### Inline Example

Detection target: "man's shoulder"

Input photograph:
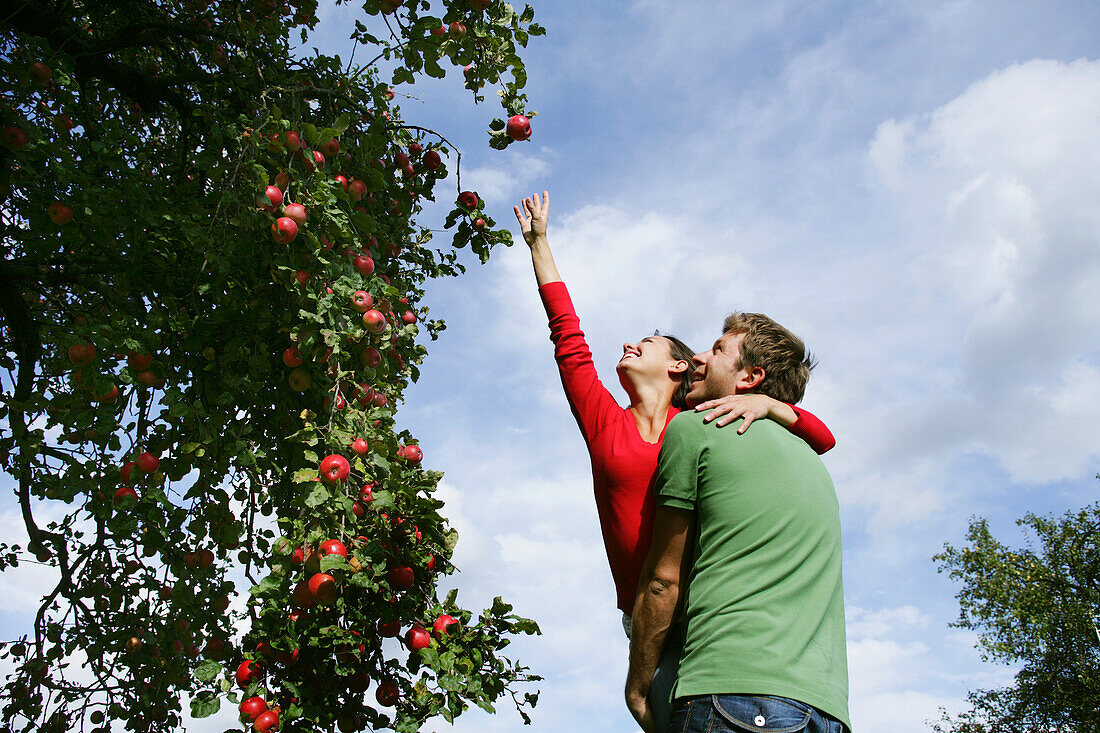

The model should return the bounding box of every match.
[666,410,711,437]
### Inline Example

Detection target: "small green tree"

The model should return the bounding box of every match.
[932,491,1100,732]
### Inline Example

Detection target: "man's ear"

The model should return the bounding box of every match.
[738,366,765,391]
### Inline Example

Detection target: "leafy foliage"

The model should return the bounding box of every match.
[0,1,545,731]
[932,493,1100,732]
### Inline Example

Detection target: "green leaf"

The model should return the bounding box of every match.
[190,690,221,719]
[250,574,282,596]
[293,468,320,484]
[320,554,348,572]
[305,484,330,507]
[194,660,222,683]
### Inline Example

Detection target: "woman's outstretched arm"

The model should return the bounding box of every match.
[514,191,621,444]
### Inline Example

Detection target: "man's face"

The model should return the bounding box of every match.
[686,332,748,407]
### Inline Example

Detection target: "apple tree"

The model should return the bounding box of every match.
[0,0,545,731]
[932,493,1100,732]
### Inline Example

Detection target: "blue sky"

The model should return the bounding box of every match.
[2,2,1099,731]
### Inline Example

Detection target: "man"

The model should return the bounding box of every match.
[625,313,851,733]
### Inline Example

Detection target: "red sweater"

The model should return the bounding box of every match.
[540,281,836,614]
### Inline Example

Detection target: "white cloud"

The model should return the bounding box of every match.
[868,58,1100,484]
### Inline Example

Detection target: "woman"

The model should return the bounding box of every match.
[513,191,835,731]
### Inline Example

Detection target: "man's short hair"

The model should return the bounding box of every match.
[722,312,815,404]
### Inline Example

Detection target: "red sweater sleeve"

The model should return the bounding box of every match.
[788,404,836,454]
[539,282,623,444]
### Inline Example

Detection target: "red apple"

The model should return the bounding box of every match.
[431,25,446,37]
[334,174,348,190]
[360,482,376,503]
[1,127,28,151]
[28,62,52,84]
[292,579,313,608]
[458,190,479,209]
[322,139,340,157]
[348,670,371,690]
[128,351,153,370]
[372,392,388,408]
[275,171,290,189]
[68,343,96,366]
[113,486,138,507]
[353,255,375,277]
[271,217,298,244]
[402,444,423,464]
[401,310,417,324]
[377,619,400,637]
[351,438,369,455]
[137,451,159,474]
[294,270,309,288]
[319,454,350,484]
[235,660,262,689]
[387,565,414,591]
[360,346,382,368]
[506,114,532,141]
[308,572,337,605]
[204,637,226,658]
[281,130,301,151]
[253,709,279,732]
[351,501,365,518]
[312,150,326,168]
[448,21,466,40]
[283,203,307,226]
[405,624,431,651]
[93,383,119,403]
[375,680,399,707]
[362,310,386,334]
[282,346,302,368]
[433,614,460,639]
[351,291,373,313]
[48,202,73,225]
[239,696,268,722]
[319,539,347,558]
[349,179,367,201]
[259,185,283,210]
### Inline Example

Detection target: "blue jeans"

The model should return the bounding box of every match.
[667,694,847,733]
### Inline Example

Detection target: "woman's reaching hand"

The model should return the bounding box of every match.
[514,190,549,247]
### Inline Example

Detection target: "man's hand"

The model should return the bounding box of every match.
[694,393,797,432]
[513,190,549,247]
[626,691,656,733]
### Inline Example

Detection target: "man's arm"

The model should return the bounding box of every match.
[625,505,695,732]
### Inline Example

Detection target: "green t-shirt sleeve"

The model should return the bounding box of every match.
[655,413,705,511]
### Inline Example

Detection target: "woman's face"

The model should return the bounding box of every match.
[616,336,682,385]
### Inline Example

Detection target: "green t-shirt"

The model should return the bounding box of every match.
[656,411,850,729]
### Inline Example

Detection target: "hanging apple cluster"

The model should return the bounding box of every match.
[0,1,545,732]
